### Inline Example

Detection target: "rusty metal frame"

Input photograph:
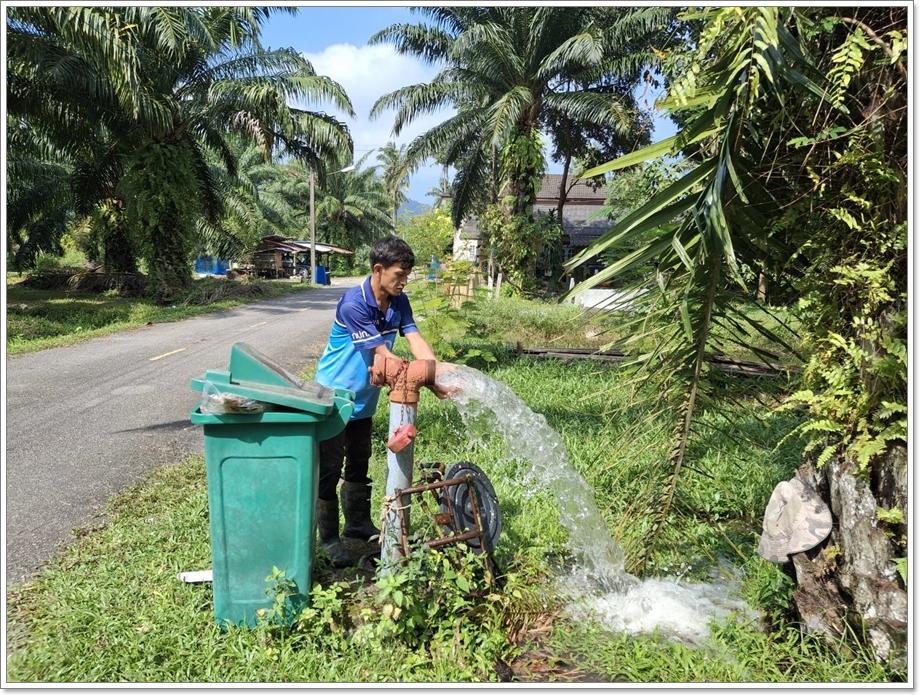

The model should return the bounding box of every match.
[391,463,494,581]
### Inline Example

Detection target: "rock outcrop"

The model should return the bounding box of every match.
[791,445,907,669]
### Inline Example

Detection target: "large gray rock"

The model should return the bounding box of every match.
[791,448,907,669]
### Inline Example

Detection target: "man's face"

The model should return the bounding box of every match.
[374,263,411,297]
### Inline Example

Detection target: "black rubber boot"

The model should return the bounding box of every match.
[340,481,381,540]
[316,498,350,568]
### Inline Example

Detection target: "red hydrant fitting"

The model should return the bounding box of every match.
[369,354,437,404]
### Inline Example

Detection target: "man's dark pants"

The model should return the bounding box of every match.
[318,417,374,501]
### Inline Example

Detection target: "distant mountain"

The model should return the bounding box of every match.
[398,199,431,219]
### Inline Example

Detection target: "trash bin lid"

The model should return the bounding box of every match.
[190,342,347,415]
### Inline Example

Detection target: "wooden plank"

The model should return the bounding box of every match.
[515,343,798,377]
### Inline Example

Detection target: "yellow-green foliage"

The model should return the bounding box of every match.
[398,207,455,268]
[776,144,907,472]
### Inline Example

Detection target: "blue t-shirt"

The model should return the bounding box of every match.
[314,277,419,419]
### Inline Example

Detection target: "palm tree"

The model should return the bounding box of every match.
[313,152,392,265]
[198,137,291,258]
[376,141,413,229]
[567,5,907,599]
[425,170,452,210]
[7,7,355,299]
[369,7,672,228]
[368,6,672,285]
[5,126,77,271]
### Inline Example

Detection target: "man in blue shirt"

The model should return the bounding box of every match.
[314,236,448,566]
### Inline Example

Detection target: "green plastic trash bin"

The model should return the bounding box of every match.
[189,343,354,628]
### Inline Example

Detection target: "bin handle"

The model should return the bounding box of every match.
[315,395,354,442]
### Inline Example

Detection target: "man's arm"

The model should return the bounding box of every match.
[404,331,437,361]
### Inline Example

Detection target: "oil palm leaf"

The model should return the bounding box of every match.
[566,6,827,570]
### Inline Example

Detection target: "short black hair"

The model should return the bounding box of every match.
[370,235,415,270]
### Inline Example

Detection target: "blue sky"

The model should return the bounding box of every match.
[259,6,676,205]
[259,7,444,203]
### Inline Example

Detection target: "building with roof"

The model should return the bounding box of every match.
[243,235,353,281]
[452,174,612,279]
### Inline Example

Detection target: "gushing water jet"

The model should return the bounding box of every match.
[433,364,758,643]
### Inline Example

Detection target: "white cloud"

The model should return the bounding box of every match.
[300,43,452,203]
[292,41,676,206]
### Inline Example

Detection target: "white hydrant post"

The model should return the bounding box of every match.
[381,402,417,576]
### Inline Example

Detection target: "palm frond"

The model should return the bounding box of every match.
[543,91,632,133]
[487,86,534,149]
[370,82,467,136]
[368,22,454,65]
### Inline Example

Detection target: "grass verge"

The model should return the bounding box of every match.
[6,355,903,683]
[5,275,318,356]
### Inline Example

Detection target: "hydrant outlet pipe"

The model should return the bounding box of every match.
[369,355,437,575]
[381,402,416,574]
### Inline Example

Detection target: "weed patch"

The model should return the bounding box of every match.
[6,298,902,683]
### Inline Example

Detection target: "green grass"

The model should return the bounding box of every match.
[400,282,629,374]
[5,276,317,356]
[541,619,895,683]
[6,353,903,683]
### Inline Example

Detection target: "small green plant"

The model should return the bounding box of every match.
[371,541,495,649]
[293,581,352,649]
[743,557,796,622]
[876,507,904,526]
[257,566,308,627]
[408,269,497,367]
[891,558,907,585]
[876,507,907,549]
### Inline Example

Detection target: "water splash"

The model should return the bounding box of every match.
[437,364,637,593]
[560,567,758,645]
[436,364,757,643]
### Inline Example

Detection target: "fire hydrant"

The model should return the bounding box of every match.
[369,354,437,573]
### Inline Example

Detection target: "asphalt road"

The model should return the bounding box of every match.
[5,278,361,585]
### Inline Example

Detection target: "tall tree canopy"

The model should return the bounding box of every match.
[7,6,354,299]
[369,6,673,284]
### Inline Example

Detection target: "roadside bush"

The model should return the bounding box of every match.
[178,277,271,306]
[20,271,147,296]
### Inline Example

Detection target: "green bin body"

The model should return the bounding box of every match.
[190,343,354,628]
